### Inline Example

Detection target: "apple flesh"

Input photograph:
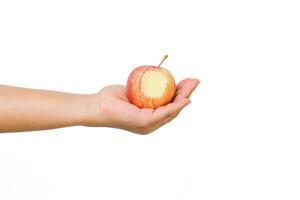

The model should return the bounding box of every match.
[126,65,176,108]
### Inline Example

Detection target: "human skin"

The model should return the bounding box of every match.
[0,78,199,134]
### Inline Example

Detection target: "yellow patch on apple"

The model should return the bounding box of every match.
[141,70,168,98]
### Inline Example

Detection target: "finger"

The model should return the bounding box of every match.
[176,78,192,89]
[159,100,190,126]
[150,79,199,125]
[174,79,200,102]
[151,98,190,124]
[149,100,191,132]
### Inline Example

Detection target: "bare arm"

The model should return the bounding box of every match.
[0,79,199,134]
[0,85,95,132]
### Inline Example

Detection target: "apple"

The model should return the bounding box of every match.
[126,55,176,108]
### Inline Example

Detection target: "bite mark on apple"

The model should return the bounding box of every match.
[141,71,168,98]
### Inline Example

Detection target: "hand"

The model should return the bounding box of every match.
[88,78,200,134]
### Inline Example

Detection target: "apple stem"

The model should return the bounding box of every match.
[157,54,168,68]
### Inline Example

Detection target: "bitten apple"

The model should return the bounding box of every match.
[126,55,176,108]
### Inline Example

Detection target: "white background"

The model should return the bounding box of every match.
[0,0,300,199]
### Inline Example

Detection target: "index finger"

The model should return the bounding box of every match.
[173,78,200,102]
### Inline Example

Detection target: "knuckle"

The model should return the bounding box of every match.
[136,128,154,135]
[132,116,158,135]
[166,110,174,118]
[135,121,154,135]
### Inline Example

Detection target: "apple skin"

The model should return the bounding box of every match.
[126,65,176,109]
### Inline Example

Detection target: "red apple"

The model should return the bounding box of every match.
[126,55,176,108]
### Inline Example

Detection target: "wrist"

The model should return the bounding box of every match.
[76,93,103,127]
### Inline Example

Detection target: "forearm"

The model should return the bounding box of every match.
[0,85,96,133]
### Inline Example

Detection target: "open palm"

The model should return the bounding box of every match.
[94,78,200,134]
